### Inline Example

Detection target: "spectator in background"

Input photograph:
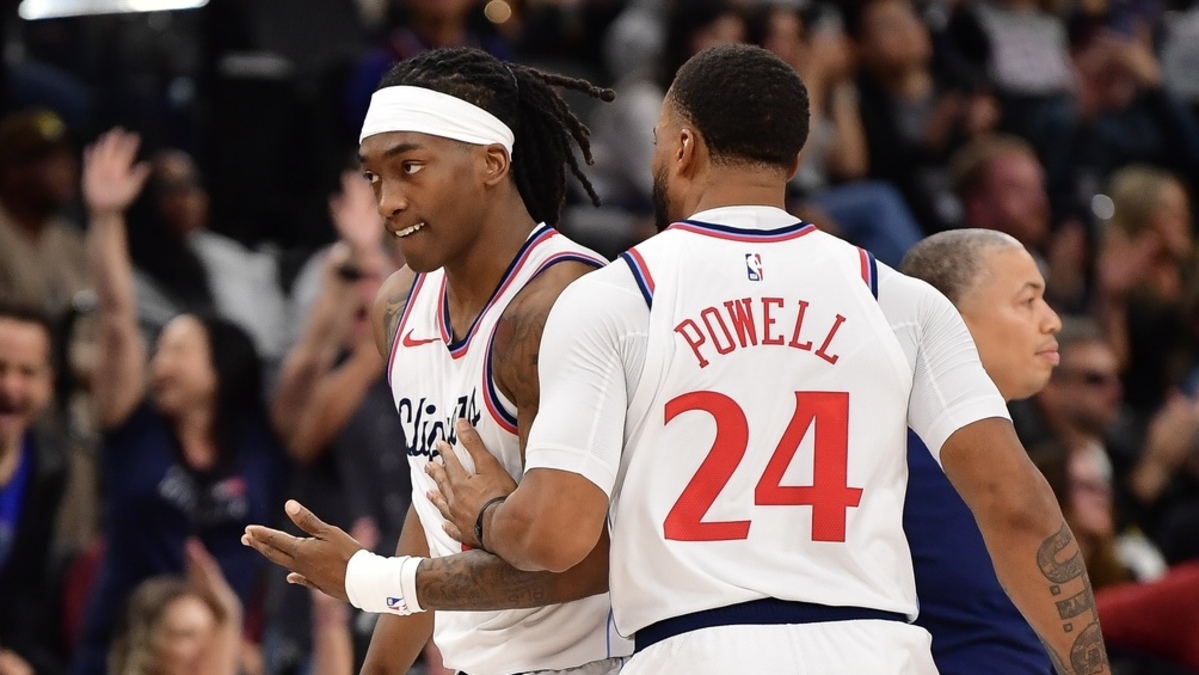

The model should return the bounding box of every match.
[72,129,287,675]
[1032,438,1199,674]
[589,0,744,239]
[749,2,923,267]
[1042,13,1199,216]
[0,302,68,675]
[1020,317,1189,573]
[344,0,511,133]
[1093,164,1193,418]
[849,0,1001,234]
[119,149,290,365]
[0,109,89,320]
[949,134,1090,310]
[107,540,242,675]
[263,173,416,675]
[943,0,1075,150]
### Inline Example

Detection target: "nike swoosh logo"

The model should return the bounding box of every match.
[402,329,439,348]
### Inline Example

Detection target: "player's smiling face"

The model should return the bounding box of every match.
[359,131,496,273]
[958,246,1062,401]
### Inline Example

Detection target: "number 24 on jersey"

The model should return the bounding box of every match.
[664,391,862,543]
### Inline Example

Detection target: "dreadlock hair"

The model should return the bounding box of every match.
[375,48,615,227]
[668,44,809,172]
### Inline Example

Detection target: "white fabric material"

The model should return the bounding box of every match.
[344,550,424,615]
[387,225,627,673]
[525,205,1010,637]
[621,621,937,675]
[360,85,515,153]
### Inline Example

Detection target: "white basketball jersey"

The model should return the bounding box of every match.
[387,224,625,673]
[611,219,918,635]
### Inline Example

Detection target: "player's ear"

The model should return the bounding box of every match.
[481,144,511,187]
[677,127,700,177]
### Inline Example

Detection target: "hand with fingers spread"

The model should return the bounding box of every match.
[426,419,518,549]
[83,128,151,218]
[242,500,364,602]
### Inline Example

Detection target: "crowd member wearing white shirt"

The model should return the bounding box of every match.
[429,44,1111,675]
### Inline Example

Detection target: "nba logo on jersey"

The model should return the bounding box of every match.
[746,253,764,281]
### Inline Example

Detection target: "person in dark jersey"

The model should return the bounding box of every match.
[72,129,287,675]
[900,228,1061,674]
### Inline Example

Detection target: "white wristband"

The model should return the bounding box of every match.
[344,550,426,615]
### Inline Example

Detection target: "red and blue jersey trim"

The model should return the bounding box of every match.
[858,247,879,299]
[482,329,519,435]
[668,219,817,242]
[620,248,655,308]
[478,252,605,436]
[437,224,557,360]
[531,251,608,278]
[386,272,427,381]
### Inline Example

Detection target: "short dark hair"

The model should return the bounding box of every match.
[0,298,56,359]
[667,44,810,171]
[899,229,1023,305]
[376,48,614,226]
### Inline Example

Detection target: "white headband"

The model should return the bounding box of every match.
[359,85,515,155]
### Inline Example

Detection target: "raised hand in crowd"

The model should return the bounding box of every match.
[1130,392,1199,506]
[82,129,150,429]
[82,129,150,220]
[184,539,242,675]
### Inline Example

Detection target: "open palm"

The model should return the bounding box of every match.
[82,128,150,216]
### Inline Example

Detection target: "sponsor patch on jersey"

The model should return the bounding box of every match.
[746,253,763,281]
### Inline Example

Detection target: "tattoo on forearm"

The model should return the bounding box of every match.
[1036,524,1109,674]
[1037,525,1086,583]
[417,551,554,610]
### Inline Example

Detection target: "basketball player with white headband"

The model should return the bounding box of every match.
[241,47,629,675]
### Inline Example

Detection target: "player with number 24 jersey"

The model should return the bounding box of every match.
[524,205,1010,671]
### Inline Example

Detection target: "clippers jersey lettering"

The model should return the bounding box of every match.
[387,224,623,673]
[611,220,917,635]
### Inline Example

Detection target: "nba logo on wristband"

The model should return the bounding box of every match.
[386,596,410,613]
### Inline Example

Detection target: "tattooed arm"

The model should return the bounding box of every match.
[420,260,612,597]
[941,418,1110,675]
[371,265,417,361]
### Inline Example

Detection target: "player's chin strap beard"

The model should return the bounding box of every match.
[360,85,516,159]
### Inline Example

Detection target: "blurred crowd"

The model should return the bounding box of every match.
[1,0,1199,673]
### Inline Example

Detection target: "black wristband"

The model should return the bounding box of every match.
[474,496,508,552]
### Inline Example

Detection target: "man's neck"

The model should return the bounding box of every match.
[687,168,789,217]
[441,192,538,340]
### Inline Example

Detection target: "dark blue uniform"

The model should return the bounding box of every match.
[905,429,1054,674]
